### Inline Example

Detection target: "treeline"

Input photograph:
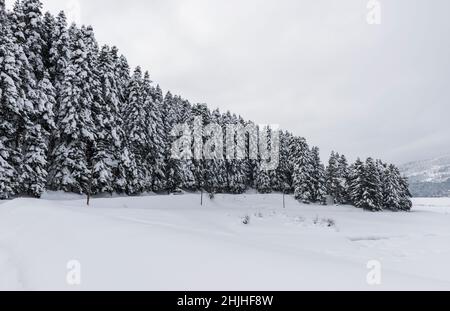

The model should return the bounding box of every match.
[0,0,411,211]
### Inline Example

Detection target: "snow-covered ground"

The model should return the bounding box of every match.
[1,193,450,291]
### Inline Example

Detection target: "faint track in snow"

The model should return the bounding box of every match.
[348,236,404,242]
[108,215,237,238]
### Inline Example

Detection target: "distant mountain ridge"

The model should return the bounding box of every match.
[400,155,450,197]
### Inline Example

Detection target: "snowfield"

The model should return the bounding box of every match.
[1,193,450,291]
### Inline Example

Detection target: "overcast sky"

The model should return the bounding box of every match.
[6,0,450,164]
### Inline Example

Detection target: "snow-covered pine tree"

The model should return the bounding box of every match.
[325,152,349,204]
[0,19,20,198]
[89,45,123,194]
[21,121,48,196]
[109,47,140,194]
[0,4,19,198]
[348,158,365,208]
[21,0,45,81]
[238,115,253,191]
[113,51,130,104]
[41,12,55,70]
[381,163,412,212]
[310,146,326,203]
[176,97,196,190]
[290,137,314,202]
[0,139,16,199]
[326,152,341,203]
[47,11,71,102]
[203,108,227,194]
[191,104,209,191]
[122,67,149,193]
[253,125,273,194]
[338,154,350,203]
[20,71,55,197]
[381,163,402,211]
[154,84,164,105]
[144,72,167,192]
[48,25,96,193]
[139,71,156,190]
[398,174,412,211]
[5,0,53,197]
[270,131,293,192]
[254,165,272,194]
[361,157,383,211]
[223,112,247,194]
[162,92,180,192]
[163,94,196,192]
[244,119,259,192]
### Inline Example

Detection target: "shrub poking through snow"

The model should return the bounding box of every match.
[242,215,251,225]
[322,218,336,228]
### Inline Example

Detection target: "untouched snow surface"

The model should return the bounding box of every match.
[1,194,450,291]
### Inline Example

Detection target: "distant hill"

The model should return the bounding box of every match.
[400,155,450,197]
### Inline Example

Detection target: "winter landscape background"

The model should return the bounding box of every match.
[1,0,449,291]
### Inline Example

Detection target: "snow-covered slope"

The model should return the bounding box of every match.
[401,155,450,183]
[1,194,450,291]
[400,155,450,197]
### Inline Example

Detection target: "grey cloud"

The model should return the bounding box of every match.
[7,0,450,164]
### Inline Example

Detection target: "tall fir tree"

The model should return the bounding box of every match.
[224,112,247,194]
[348,158,365,208]
[326,152,340,203]
[0,2,19,198]
[90,45,123,194]
[109,47,140,194]
[310,146,326,203]
[47,11,71,108]
[290,137,314,202]
[191,103,210,191]
[271,131,293,192]
[21,0,45,80]
[144,72,167,192]
[48,25,96,193]
[398,175,413,211]
[122,67,149,193]
[361,158,383,211]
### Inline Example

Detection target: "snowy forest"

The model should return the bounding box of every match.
[0,0,412,211]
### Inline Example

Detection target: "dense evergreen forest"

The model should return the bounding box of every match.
[0,0,412,211]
